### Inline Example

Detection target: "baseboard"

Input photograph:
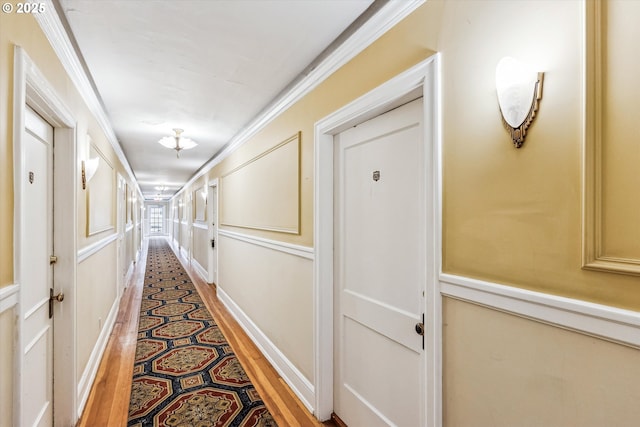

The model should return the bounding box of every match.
[440,273,640,348]
[124,261,134,288]
[180,246,189,261]
[192,258,209,283]
[76,293,120,418]
[217,287,315,412]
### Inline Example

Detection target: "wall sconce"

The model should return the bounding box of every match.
[81,157,99,190]
[495,57,544,148]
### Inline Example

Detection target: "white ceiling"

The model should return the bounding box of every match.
[58,0,375,200]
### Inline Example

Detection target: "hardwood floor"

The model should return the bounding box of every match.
[77,237,336,427]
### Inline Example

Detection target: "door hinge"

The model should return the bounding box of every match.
[49,255,58,264]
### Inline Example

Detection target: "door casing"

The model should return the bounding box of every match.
[313,55,442,425]
[13,46,78,426]
[208,178,220,284]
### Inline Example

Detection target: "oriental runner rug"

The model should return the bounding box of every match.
[127,238,276,427]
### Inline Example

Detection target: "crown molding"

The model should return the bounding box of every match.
[33,0,142,197]
[173,0,426,200]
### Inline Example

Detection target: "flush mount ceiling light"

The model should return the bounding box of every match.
[495,57,544,148]
[158,128,197,158]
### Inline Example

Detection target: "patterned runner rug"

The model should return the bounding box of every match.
[128,238,277,427]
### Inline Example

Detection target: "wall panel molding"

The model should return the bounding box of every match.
[582,0,640,276]
[220,133,301,234]
[440,273,640,349]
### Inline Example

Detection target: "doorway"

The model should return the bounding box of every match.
[14,46,78,426]
[208,180,219,284]
[333,98,426,426]
[313,56,441,425]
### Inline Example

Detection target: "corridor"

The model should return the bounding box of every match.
[78,237,326,427]
[3,1,640,427]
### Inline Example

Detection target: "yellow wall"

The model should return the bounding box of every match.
[438,0,640,310]
[0,10,141,423]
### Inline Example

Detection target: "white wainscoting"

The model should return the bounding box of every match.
[216,230,315,411]
[217,287,315,412]
[440,273,640,348]
[0,284,19,314]
[192,258,208,283]
[76,295,120,418]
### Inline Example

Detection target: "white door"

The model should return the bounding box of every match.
[208,185,218,284]
[117,174,127,293]
[334,98,426,426]
[22,106,56,427]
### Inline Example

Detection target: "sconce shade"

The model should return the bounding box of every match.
[495,57,543,147]
[81,157,100,189]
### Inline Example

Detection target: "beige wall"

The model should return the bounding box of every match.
[218,234,314,380]
[0,308,14,427]
[76,242,118,379]
[192,226,208,273]
[443,298,640,426]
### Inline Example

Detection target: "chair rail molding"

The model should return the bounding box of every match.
[218,229,313,260]
[440,273,640,349]
[0,284,19,314]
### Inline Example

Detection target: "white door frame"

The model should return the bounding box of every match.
[208,178,220,284]
[13,46,78,426]
[313,55,442,425]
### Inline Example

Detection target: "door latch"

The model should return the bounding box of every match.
[415,313,425,350]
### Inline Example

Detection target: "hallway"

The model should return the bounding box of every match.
[78,237,332,427]
[3,2,640,427]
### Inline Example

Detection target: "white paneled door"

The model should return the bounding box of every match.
[22,106,56,427]
[208,184,219,285]
[334,98,426,426]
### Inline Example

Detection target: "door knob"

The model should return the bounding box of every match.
[415,322,425,336]
[49,289,64,318]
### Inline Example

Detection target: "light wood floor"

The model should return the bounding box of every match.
[77,237,335,427]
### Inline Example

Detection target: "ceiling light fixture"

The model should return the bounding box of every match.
[158,128,197,158]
